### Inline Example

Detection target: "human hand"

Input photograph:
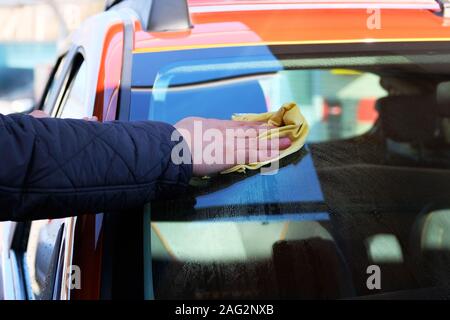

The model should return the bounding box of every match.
[82,116,99,122]
[174,117,291,177]
[29,110,98,121]
[29,110,50,118]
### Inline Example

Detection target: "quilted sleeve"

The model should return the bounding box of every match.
[0,113,192,221]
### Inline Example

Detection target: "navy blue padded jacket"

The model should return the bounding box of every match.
[0,114,192,221]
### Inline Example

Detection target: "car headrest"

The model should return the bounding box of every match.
[377,94,437,143]
[437,81,450,117]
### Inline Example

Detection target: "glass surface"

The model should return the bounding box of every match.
[60,60,88,119]
[24,219,64,300]
[41,54,67,114]
[132,45,450,299]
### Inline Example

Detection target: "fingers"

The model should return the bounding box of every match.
[29,110,99,122]
[83,116,98,122]
[215,120,267,131]
[235,147,282,164]
[233,127,259,138]
[279,137,292,150]
[230,120,267,127]
[234,136,291,151]
[29,110,50,118]
[232,135,291,164]
[178,116,294,175]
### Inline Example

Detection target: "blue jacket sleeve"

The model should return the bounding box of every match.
[0,114,192,221]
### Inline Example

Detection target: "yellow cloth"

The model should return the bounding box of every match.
[221,102,310,174]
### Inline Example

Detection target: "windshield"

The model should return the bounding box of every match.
[130,43,450,299]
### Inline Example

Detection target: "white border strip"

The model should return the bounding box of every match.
[190,3,441,13]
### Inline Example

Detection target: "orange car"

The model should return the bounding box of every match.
[2,0,450,300]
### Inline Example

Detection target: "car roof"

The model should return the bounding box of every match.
[132,0,450,54]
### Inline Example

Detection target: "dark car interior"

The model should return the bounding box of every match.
[310,73,450,299]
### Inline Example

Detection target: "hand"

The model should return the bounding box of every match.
[29,110,98,122]
[82,116,99,122]
[174,117,291,176]
[29,110,50,118]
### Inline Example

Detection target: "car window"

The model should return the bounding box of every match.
[59,56,88,118]
[20,52,89,300]
[131,44,450,299]
[23,219,64,300]
[40,54,67,114]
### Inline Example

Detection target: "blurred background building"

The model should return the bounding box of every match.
[0,0,104,114]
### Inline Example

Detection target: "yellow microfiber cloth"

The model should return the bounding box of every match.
[221,102,310,174]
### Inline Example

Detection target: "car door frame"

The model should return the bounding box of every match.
[0,44,89,301]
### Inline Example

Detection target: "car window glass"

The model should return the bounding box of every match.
[22,54,88,300]
[24,219,65,300]
[131,46,450,299]
[59,59,87,118]
[41,54,67,114]
[131,48,386,142]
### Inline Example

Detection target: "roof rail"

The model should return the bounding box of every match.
[147,0,192,32]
